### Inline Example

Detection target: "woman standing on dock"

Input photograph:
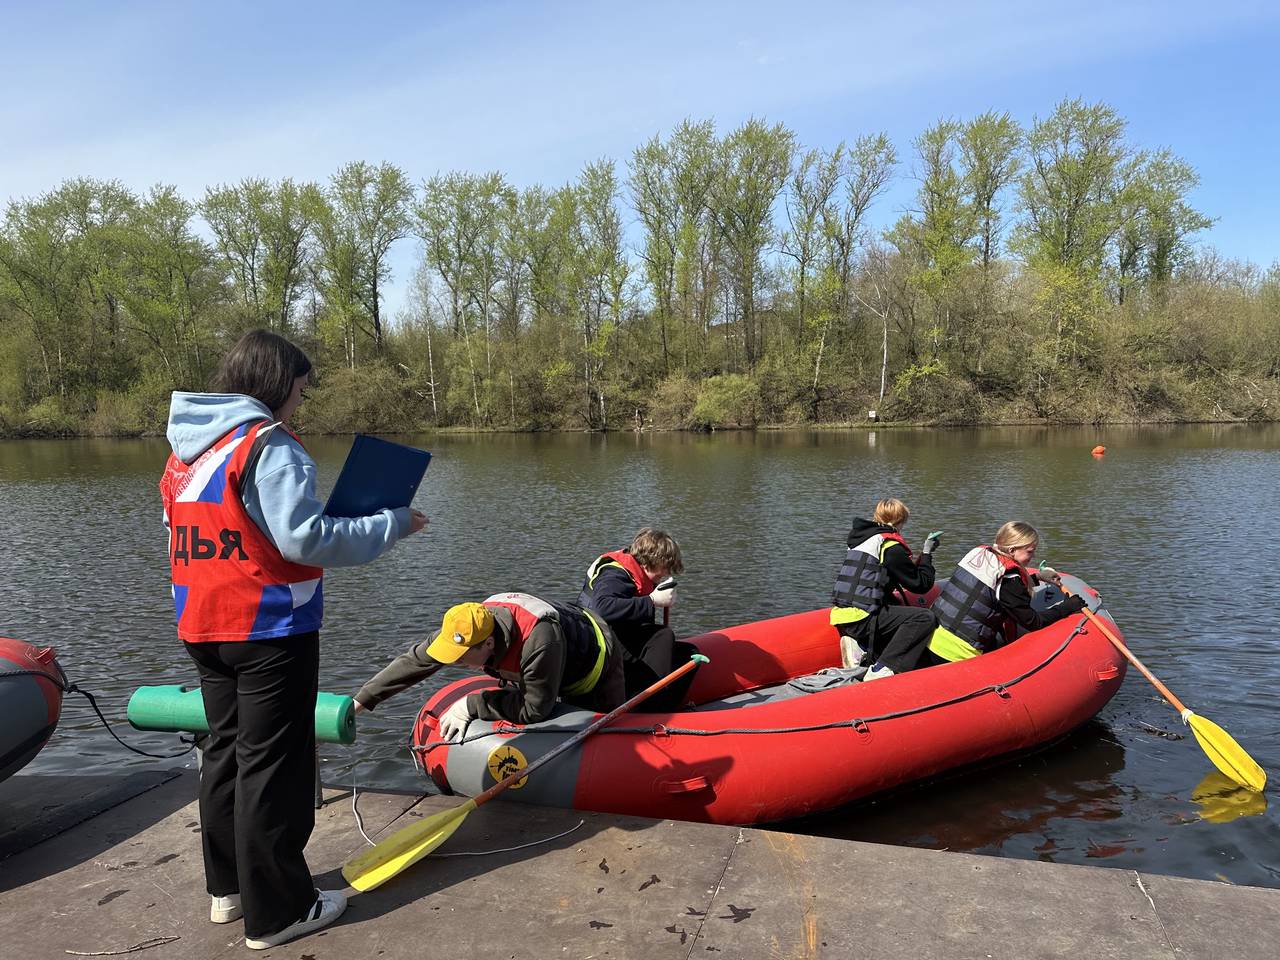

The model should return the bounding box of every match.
[159,330,426,950]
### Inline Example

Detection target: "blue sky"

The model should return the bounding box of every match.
[4,0,1278,318]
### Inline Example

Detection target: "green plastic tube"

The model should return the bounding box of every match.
[127,684,356,745]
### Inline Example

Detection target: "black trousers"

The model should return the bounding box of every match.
[185,634,319,939]
[843,606,938,674]
[614,622,699,711]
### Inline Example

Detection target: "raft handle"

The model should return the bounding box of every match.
[660,775,711,794]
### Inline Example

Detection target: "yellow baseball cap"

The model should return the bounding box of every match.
[425,602,495,664]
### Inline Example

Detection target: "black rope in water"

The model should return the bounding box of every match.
[2,665,195,761]
[64,682,196,760]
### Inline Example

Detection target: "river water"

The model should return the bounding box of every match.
[2,426,1278,887]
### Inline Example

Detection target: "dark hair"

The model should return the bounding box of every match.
[210,329,312,413]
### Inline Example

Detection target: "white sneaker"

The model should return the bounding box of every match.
[210,893,242,923]
[861,664,896,683]
[839,636,869,669]
[245,890,347,950]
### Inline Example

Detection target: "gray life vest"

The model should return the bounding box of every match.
[831,531,908,616]
[931,546,1025,651]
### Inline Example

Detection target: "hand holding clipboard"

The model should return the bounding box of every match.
[325,435,431,529]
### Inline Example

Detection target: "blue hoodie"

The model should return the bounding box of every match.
[165,392,411,568]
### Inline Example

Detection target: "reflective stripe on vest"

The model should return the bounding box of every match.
[829,605,870,626]
[562,609,608,697]
[931,546,1024,652]
[927,624,984,662]
[487,593,605,696]
[159,420,324,642]
[831,532,907,616]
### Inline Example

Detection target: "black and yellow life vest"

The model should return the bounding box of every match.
[830,530,909,625]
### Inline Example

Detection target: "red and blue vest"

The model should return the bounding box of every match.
[159,420,323,642]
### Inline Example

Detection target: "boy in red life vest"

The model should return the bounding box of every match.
[830,498,939,681]
[353,593,625,741]
[927,521,1091,663]
[162,330,426,951]
[577,528,696,710]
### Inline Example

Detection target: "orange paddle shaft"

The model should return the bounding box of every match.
[1080,607,1188,714]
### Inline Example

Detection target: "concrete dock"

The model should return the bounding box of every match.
[2,770,1277,959]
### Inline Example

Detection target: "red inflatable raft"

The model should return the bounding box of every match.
[413,575,1125,825]
[0,638,65,785]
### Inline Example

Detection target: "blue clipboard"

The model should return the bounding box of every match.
[324,434,430,518]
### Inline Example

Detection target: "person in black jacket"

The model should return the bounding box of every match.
[577,527,694,709]
[830,498,939,681]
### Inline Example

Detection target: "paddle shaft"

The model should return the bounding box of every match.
[470,655,703,808]
[1079,607,1188,713]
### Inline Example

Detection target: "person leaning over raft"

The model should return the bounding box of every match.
[830,498,939,682]
[160,330,426,951]
[925,521,1094,664]
[354,593,625,741]
[577,527,695,710]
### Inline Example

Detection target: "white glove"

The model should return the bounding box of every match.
[650,584,677,608]
[437,697,473,742]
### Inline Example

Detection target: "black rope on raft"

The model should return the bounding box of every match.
[411,617,1090,756]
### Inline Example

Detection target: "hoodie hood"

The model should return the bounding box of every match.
[166,392,274,464]
[846,517,897,548]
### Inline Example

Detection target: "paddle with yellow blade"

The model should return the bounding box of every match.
[343,652,710,892]
[1062,587,1266,793]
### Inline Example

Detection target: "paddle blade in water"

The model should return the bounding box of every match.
[342,798,477,892]
[1187,713,1267,793]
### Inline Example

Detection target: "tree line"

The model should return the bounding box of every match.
[2,97,1277,438]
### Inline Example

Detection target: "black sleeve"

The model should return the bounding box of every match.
[882,543,935,595]
[999,575,1086,633]
[588,567,655,627]
[471,621,564,725]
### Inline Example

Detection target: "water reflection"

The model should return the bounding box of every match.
[1192,772,1269,824]
[787,723,1129,860]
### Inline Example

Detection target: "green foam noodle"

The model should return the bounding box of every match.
[127,685,356,744]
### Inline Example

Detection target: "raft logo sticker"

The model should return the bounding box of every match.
[487,745,528,789]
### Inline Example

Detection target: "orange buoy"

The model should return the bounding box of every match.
[1091,445,1106,457]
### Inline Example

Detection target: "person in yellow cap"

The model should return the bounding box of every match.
[353,592,625,740]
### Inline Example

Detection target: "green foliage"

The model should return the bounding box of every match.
[888,359,985,423]
[690,373,762,429]
[302,362,421,434]
[0,106,1270,437]
[649,375,700,428]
